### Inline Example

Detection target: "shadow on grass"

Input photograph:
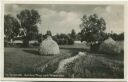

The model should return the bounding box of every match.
[60,47,89,56]
[23,49,39,55]
[23,49,58,56]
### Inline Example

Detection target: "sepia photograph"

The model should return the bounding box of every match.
[4,3,124,79]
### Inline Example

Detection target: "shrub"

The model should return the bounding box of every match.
[52,34,74,45]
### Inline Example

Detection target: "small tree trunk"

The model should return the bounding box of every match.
[23,36,29,47]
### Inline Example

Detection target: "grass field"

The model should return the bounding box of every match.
[4,43,124,78]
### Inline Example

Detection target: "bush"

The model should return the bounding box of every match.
[52,34,74,45]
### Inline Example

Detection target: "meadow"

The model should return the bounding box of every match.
[4,42,124,78]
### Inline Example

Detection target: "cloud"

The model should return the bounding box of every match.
[93,5,124,34]
[5,4,25,18]
[57,11,81,33]
[106,6,111,13]
[38,8,81,35]
[4,4,124,35]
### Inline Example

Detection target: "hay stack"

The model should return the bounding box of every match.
[104,37,116,44]
[39,36,60,55]
[99,37,122,54]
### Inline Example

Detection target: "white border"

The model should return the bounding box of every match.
[1,0,127,4]
[0,0,128,81]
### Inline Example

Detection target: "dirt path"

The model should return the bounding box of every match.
[54,52,86,73]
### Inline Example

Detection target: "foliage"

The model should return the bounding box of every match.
[37,33,43,43]
[52,29,76,45]
[17,9,41,47]
[76,32,82,41]
[4,14,21,41]
[46,30,52,36]
[110,33,124,41]
[69,29,76,41]
[52,33,74,45]
[80,14,107,51]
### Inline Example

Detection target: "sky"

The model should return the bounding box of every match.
[4,4,124,35]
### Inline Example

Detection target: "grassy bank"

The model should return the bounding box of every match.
[4,43,123,78]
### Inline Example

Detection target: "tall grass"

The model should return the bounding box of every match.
[58,54,123,78]
[34,53,71,75]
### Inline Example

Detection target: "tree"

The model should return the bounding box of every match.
[70,29,76,40]
[119,32,124,41]
[76,32,82,41]
[17,9,41,47]
[110,32,124,41]
[52,33,74,45]
[37,33,43,43]
[4,14,20,41]
[80,14,106,51]
[46,30,52,36]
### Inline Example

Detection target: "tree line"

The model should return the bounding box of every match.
[4,9,124,51]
